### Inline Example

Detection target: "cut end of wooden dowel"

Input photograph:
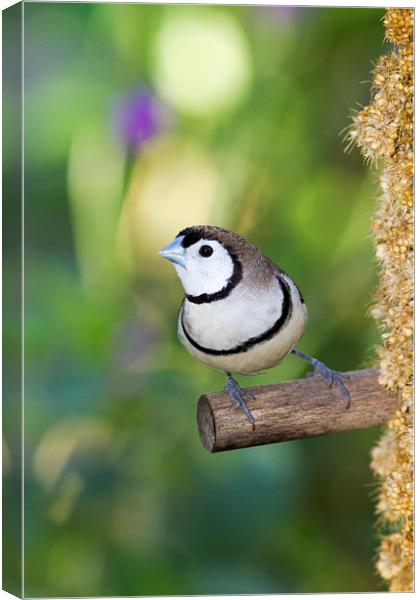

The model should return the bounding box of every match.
[197,395,216,452]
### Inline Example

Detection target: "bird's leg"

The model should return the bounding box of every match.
[291,348,351,408]
[224,372,255,429]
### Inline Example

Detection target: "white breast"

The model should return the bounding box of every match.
[178,274,308,375]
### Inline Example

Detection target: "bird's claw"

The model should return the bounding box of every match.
[224,375,255,429]
[312,362,351,408]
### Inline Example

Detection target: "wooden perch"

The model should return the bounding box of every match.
[197,368,398,453]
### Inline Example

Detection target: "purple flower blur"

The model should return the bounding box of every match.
[254,5,301,24]
[114,88,168,151]
[267,6,298,20]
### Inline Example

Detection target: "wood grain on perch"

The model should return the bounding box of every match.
[197,368,398,453]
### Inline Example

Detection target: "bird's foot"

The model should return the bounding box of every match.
[224,373,255,429]
[307,361,351,408]
[291,348,351,408]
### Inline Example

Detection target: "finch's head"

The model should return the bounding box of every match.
[159,225,247,301]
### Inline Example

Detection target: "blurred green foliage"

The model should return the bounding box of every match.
[4,3,388,595]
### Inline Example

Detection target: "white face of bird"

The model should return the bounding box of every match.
[159,235,236,297]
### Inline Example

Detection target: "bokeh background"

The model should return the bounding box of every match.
[4,3,388,595]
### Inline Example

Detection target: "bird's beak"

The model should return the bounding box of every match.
[159,237,186,268]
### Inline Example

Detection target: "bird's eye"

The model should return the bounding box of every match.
[199,244,213,258]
